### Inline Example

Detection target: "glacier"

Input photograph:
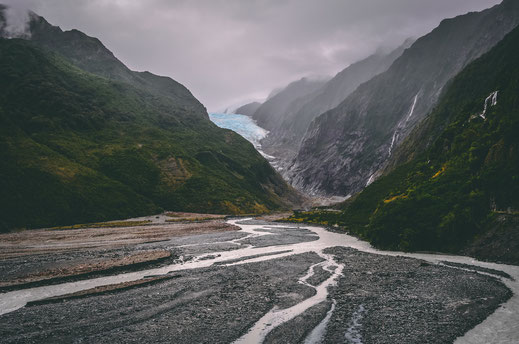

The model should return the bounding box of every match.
[209,113,268,150]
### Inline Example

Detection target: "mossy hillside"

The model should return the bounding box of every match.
[0,39,296,231]
[288,24,519,254]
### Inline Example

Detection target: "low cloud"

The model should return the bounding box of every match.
[3,0,502,111]
[1,0,34,38]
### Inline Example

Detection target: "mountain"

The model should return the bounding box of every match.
[23,11,205,114]
[252,77,328,132]
[0,10,301,231]
[287,0,519,197]
[289,21,519,264]
[235,102,262,117]
[261,39,413,156]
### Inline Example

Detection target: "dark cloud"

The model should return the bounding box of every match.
[4,0,501,111]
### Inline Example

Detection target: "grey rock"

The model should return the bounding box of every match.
[235,102,262,117]
[288,0,519,196]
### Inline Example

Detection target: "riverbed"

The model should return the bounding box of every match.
[0,217,517,343]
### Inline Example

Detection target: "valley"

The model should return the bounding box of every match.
[1,0,519,343]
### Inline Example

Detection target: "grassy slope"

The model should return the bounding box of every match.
[288,24,519,255]
[0,39,297,231]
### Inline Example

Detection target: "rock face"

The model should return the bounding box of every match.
[288,0,519,196]
[252,77,328,132]
[235,102,262,117]
[290,20,519,257]
[262,40,413,157]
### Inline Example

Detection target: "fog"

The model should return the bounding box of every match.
[2,0,502,111]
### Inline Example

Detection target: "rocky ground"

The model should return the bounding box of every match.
[0,253,323,343]
[0,249,173,292]
[324,248,511,343]
[263,247,512,344]
[0,217,513,343]
[0,213,239,292]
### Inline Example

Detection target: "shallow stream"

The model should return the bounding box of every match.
[0,219,517,343]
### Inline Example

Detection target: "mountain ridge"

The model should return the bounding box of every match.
[0,8,302,231]
[261,38,413,157]
[235,102,262,117]
[287,0,519,197]
[23,12,207,115]
[288,18,519,264]
[252,77,328,132]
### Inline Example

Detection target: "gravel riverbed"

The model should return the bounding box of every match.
[0,217,514,343]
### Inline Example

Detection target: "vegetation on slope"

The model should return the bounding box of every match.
[288,24,519,257]
[0,39,298,231]
[288,0,519,197]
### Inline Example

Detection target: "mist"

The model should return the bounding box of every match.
[1,0,32,38]
[1,0,502,111]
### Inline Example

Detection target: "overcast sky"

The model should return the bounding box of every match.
[5,0,502,111]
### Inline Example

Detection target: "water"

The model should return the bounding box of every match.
[344,304,366,343]
[304,299,337,344]
[1,219,518,343]
[209,113,268,150]
[233,249,344,344]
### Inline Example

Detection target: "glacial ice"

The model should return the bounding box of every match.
[209,113,268,150]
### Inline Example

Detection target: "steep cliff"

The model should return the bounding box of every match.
[288,0,519,197]
[288,19,519,263]
[235,102,262,117]
[252,77,328,132]
[263,39,413,155]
